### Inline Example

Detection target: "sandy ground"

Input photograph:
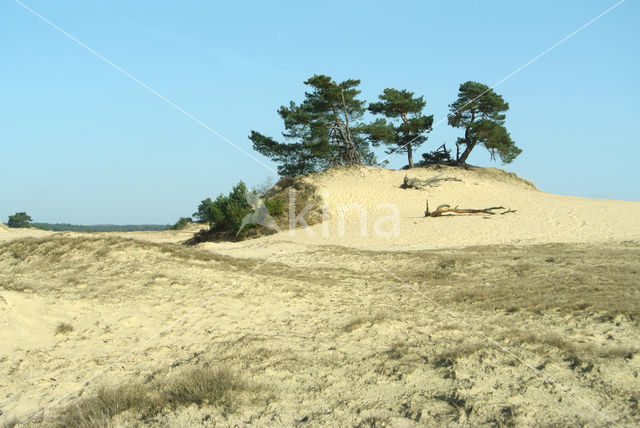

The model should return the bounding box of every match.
[207,166,640,258]
[1,167,639,427]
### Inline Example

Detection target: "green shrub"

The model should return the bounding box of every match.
[166,217,192,231]
[264,198,285,217]
[195,181,255,236]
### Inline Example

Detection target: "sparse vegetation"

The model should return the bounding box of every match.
[1,234,638,426]
[342,312,388,333]
[503,330,637,361]
[434,342,492,366]
[55,322,74,335]
[0,416,20,428]
[49,367,247,427]
[163,366,245,407]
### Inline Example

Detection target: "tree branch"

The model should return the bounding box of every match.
[401,174,462,189]
[424,199,516,217]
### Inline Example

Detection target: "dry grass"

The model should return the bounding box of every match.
[505,330,636,361]
[431,331,636,369]
[52,383,153,428]
[434,342,490,366]
[55,322,74,335]
[0,236,258,298]
[49,367,247,427]
[0,417,20,428]
[2,236,638,426]
[0,236,224,266]
[385,341,410,360]
[387,242,640,318]
[5,237,637,319]
[162,366,245,407]
[355,415,391,427]
[341,312,388,333]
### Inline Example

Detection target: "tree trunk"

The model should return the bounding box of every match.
[339,91,362,165]
[456,123,475,165]
[457,141,475,165]
[407,143,413,168]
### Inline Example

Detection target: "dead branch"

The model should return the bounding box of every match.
[401,174,462,189]
[425,200,515,217]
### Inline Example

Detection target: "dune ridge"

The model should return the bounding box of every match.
[205,166,640,258]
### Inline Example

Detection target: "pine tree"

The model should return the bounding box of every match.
[249,75,376,177]
[7,212,32,228]
[364,88,433,168]
[448,81,521,164]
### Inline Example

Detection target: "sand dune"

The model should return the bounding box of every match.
[207,166,640,258]
[1,167,639,427]
[0,225,55,243]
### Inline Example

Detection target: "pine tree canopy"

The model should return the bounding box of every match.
[363,88,433,168]
[249,74,376,177]
[448,81,521,164]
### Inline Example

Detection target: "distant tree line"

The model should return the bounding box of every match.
[31,223,166,232]
[4,212,165,232]
[249,75,521,176]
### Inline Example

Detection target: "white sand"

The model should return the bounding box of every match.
[206,166,640,258]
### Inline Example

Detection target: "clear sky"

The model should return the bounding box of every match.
[1,0,638,224]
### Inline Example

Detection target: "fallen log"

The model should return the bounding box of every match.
[401,174,462,189]
[425,200,516,217]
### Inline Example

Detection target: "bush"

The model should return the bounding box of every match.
[7,212,32,228]
[166,217,192,231]
[264,198,285,217]
[195,181,255,236]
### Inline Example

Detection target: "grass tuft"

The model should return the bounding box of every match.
[49,366,246,427]
[55,322,74,335]
[342,312,388,333]
[163,366,245,407]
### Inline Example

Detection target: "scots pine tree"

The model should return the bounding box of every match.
[448,81,521,164]
[249,75,376,177]
[364,88,433,168]
[7,212,32,228]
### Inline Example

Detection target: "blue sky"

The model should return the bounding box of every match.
[1,0,638,224]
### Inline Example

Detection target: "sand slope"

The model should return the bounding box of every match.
[207,166,640,258]
[0,225,55,242]
[0,237,638,427]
